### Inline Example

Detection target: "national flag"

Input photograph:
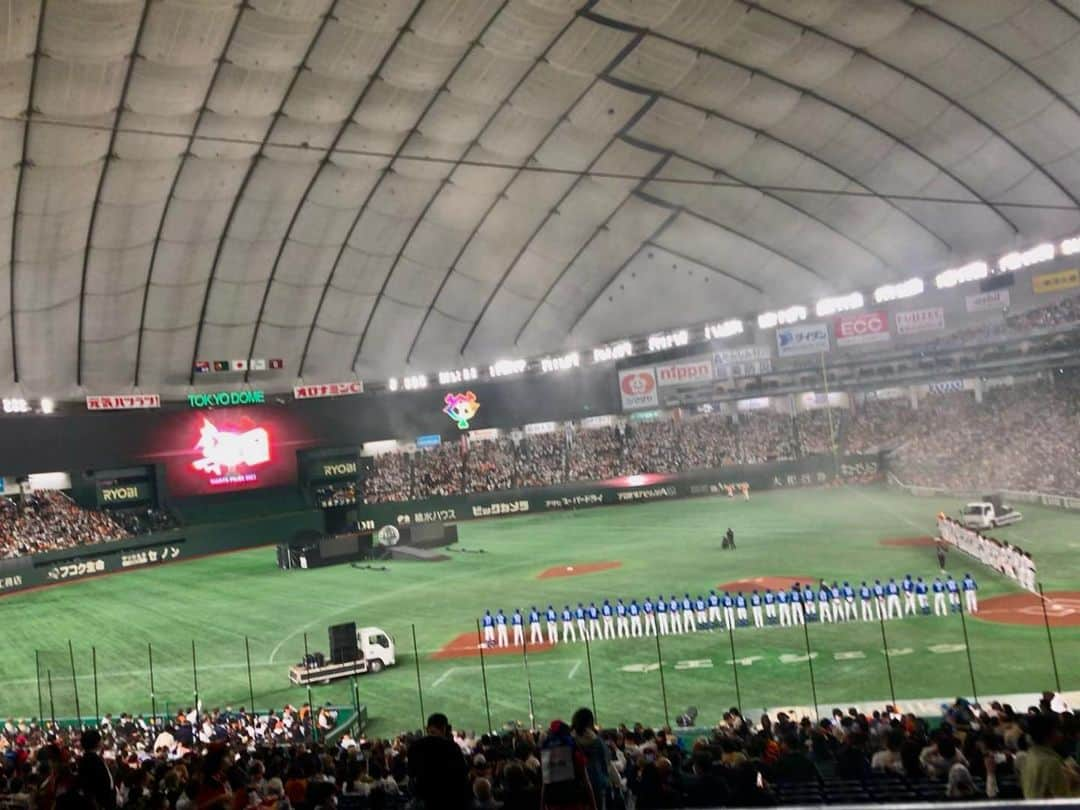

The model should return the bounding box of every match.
[268,358,284,370]
[249,358,267,371]
[231,359,248,371]
[193,360,211,374]
[212,361,230,372]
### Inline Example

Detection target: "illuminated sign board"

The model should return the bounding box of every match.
[188,390,266,408]
[416,434,442,448]
[443,391,480,430]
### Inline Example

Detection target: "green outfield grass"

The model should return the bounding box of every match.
[2,486,1078,736]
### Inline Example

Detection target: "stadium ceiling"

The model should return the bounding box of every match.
[3,0,1080,397]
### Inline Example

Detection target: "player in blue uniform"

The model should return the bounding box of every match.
[722,591,735,630]
[789,583,804,625]
[643,596,657,635]
[946,575,960,612]
[601,600,614,639]
[817,582,832,623]
[656,594,669,635]
[629,599,642,637]
[763,588,776,624]
[872,579,886,621]
[616,598,630,638]
[587,602,601,640]
[561,605,575,643]
[735,592,748,626]
[830,581,843,623]
[842,581,857,622]
[496,609,509,647]
[859,582,874,622]
[574,603,587,638]
[932,578,946,616]
[751,590,764,627]
[694,595,707,630]
[511,608,524,646]
[886,578,901,620]
[962,573,978,613]
[802,583,816,621]
[707,590,722,627]
[776,587,790,626]
[529,606,543,645]
[669,594,683,634]
[915,577,929,614]
[902,575,916,616]
[482,609,495,645]
[545,605,558,645]
[681,593,696,632]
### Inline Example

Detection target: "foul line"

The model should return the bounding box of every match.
[568,659,581,680]
[431,667,456,688]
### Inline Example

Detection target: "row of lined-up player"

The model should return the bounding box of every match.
[480,574,978,647]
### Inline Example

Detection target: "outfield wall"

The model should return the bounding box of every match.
[887,473,1080,512]
[0,455,879,596]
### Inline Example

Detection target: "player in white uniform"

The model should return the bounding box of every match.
[495,609,509,647]
[529,607,544,645]
[545,605,558,645]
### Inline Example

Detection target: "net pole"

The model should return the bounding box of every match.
[147,642,157,724]
[653,626,670,728]
[34,650,44,722]
[244,636,256,713]
[68,640,82,727]
[303,633,316,743]
[726,625,742,715]
[521,629,536,732]
[47,669,56,726]
[1037,583,1062,693]
[800,616,820,722]
[411,624,425,729]
[956,596,978,704]
[475,619,493,734]
[191,640,200,723]
[92,646,100,725]
[583,630,598,724]
[877,614,897,707]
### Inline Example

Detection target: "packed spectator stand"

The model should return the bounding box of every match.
[2,695,1077,808]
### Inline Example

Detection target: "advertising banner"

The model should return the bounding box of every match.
[928,379,965,394]
[1032,268,1080,294]
[895,307,945,335]
[306,456,359,482]
[86,394,160,411]
[834,310,890,346]
[713,346,772,379]
[293,381,364,400]
[776,323,829,357]
[965,289,1009,312]
[618,367,659,410]
[96,480,154,507]
[656,357,713,387]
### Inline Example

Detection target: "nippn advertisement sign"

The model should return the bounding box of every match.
[618,368,659,410]
[656,357,713,387]
[834,310,890,346]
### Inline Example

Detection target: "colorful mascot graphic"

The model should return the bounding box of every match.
[443,391,480,430]
[191,417,271,478]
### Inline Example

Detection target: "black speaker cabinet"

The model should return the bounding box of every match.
[329,622,358,663]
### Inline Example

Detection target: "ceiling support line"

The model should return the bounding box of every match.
[584,8,1021,235]
[604,77,954,254]
[132,3,246,387]
[742,0,1080,211]
[512,143,669,346]
[636,189,824,282]
[644,240,764,294]
[8,0,47,383]
[565,209,679,336]
[242,0,427,384]
[188,1,342,385]
[362,7,585,369]
[297,1,509,378]
[74,0,154,387]
[899,0,1080,126]
[350,0,539,369]
[622,133,894,274]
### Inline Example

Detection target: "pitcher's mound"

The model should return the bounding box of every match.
[976,591,1080,627]
[538,561,622,579]
[432,632,555,660]
[880,536,936,547]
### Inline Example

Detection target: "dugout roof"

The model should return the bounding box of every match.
[2,0,1080,396]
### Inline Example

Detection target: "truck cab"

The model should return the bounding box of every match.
[357,626,395,671]
[961,499,1022,530]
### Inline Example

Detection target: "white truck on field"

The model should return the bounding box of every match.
[288,627,396,686]
[960,495,1022,530]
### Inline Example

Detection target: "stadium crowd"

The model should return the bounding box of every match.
[0,492,154,560]
[2,695,1078,808]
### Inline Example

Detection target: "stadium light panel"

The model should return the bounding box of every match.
[2,398,29,413]
[489,358,527,378]
[403,374,427,391]
[540,352,580,373]
[758,305,807,330]
[437,367,478,386]
[874,277,924,303]
[387,377,399,392]
[998,243,1054,272]
[39,398,55,414]
[815,292,864,317]
[592,341,633,363]
[647,330,689,352]
[935,261,988,289]
[1062,236,1080,256]
[704,319,743,340]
